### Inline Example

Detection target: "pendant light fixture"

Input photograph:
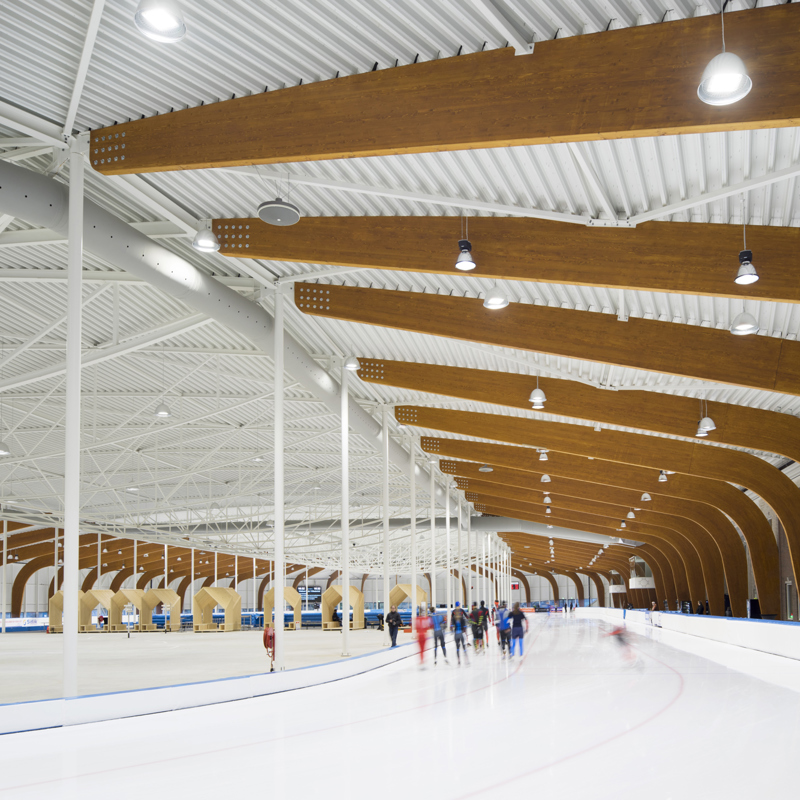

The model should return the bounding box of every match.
[545,507,552,515]
[735,197,758,284]
[455,215,476,271]
[540,474,551,483]
[528,374,546,410]
[478,464,493,473]
[730,305,759,336]
[191,226,220,253]
[483,286,509,310]
[698,5,752,106]
[619,520,626,528]
[0,441,9,457]
[543,496,552,504]
[627,510,635,519]
[538,449,548,461]
[257,171,301,226]
[658,470,668,483]
[155,401,171,418]
[343,356,361,371]
[134,0,187,43]
[641,492,651,502]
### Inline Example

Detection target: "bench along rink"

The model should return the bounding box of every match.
[1,614,798,799]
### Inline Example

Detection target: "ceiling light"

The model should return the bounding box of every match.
[210,502,221,513]
[598,549,603,555]
[483,286,509,310]
[627,510,635,519]
[735,252,758,285]
[543,496,552,504]
[698,52,752,106]
[127,487,139,492]
[619,521,626,528]
[539,450,548,462]
[427,456,437,465]
[548,539,553,545]
[540,474,551,483]
[696,423,708,438]
[618,537,624,544]
[658,470,667,483]
[343,356,361,372]
[545,507,551,515]
[698,416,716,432]
[0,441,10,456]
[134,0,187,43]
[253,455,265,463]
[478,464,493,473]
[102,548,108,553]
[155,402,171,418]
[730,310,759,336]
[641,492,651,502]
[191,228,220,253]
[455,239,475,271]
[604,543,609,549]
[257,198,301,226]
[547,525,553,529]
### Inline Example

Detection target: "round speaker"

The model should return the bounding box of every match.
[257,198,301,226]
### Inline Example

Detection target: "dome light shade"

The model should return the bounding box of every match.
[528,387,546,409]
[545,507,551,514]
[735,251,758,285]
[0,441,10,456]
[696,424,708,438]
[658,470,668,483]
[478,464,493,473]
[539,450,548,461]
[191,229,220,252]
[627,510,635,519]
[455,239,475,271]
[343,356,361,371]
[698,416,716,432]
[620,521,626,528]
[155,402,171,418]
[134,0,186,43]
[730,310,759,336]
[698,52,752,106]
[257,198,301,226]
[543,496,552,504]
[641,492,651,501]
[210,502,221,513]
[540,474,551,483]
[483,287,509,310]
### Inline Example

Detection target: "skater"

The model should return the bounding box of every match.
[479,600,491,650]
[416,608,431,667]
[496,601,511,657]
[450,601,470,665]
[386,605,402,647]
[508,602,528,659]
[430,606,448,664]
[470,602,485,652]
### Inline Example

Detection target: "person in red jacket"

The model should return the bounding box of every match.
[415,608,431,668]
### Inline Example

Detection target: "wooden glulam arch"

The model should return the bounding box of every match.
[423,434,775,616]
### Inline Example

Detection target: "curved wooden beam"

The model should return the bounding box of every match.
[419,419,779,615]
[12,556,51,617]
[300,282,800,396]
[510,569,531,604]
[94,4,800,174]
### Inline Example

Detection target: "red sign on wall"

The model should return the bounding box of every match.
[511,582,519,590]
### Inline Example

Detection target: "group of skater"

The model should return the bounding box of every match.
[385,599,529,667]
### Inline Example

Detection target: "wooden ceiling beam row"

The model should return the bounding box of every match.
[296,282,800,395]
[222,216,800,305]
[424,436,769,615]
[91,5,800,174]
[356,358,800,462]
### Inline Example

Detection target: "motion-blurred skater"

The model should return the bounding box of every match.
[451,601,469,666]
[508,602,528,659]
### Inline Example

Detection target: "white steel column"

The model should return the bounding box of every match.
[445,482,451,625]
[340,361,350,657]
[214,552,217,587]
[188,546,192,613]
[2,519,6,633]
[482,535,487,606]
[457,495,463,606]
[409,437,417,626]
[54,529,59,591]
[467,510,472,609]
[62,137,85,699]
[164,544,168,589]
[381,406,390,646]
[252,557,256,612]
[234,555,238,593]
[274,285,286,669]
[429,464,436,611]
[96,533,101,589]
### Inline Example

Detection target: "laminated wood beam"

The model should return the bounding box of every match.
[424,436,770,615]
[356,358,800,462]
[222,216,800,305]
[91,5,800,174]
[295,283,800,396]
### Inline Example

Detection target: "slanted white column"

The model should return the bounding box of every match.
[96,533,101,589]
[467,510,472,609]
[62,137,85,699]
[252,556,256,613]
[445,482,451,626]
[234,555,238,593]
[409,437,417,626]
[164,544,168,589]
[429,463,436,611]
[54,529,59,591]
[340,360,351,657]
[214,552,217,587]
[382,406,390,646]
[457,494,463,607]
[274,285,286,669]
[188,546,192,612]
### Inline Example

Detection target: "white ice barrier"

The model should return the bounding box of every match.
[0,640,419,735]
[577,607,800,691]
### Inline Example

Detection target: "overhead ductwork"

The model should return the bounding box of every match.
[0,160,444,501]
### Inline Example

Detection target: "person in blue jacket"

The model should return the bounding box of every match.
[496,601,511,657]
[430,605,449,665]
[450,601,470,666]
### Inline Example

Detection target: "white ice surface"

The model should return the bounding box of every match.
[1,615,798,799]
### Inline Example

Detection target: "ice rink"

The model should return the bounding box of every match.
[1,614,798,799]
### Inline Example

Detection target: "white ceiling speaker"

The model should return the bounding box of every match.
[343,356,361,371]
[730,310,759,336]
[455,239,475,271]
[154,401,171,418]
[134,0,187,43]
[192,228,220,253]
[483,286,509,310]
[257,198,301,226]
